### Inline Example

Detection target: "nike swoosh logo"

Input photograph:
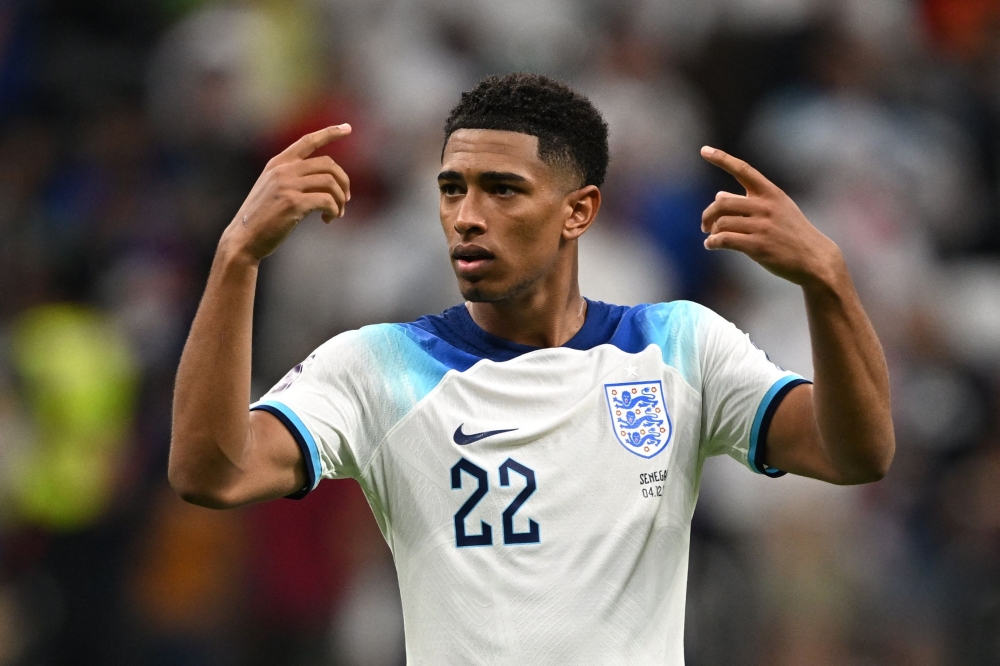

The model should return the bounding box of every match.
[453,424,519,445]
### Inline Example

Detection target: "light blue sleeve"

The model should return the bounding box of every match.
[250,325,454,495]
[689,303,809,476]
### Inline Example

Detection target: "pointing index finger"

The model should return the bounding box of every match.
[700,146,773,195]
[281,124,352,162]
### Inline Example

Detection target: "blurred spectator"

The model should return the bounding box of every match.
[8,304,137,530]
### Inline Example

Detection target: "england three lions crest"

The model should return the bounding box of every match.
[605,381,672,459]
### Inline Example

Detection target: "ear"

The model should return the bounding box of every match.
[562,185,601,241]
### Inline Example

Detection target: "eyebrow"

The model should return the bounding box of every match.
[437,170,462,182]
[436,170,529,183]
[479,171,528,183]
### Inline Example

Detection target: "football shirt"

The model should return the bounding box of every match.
[251,299,807,665]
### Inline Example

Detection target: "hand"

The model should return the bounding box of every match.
[700,146,844,288]
[221,124,353,262]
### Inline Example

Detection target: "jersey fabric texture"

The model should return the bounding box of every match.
[250,299,808,665]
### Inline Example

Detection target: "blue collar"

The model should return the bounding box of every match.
[405,298,630,363]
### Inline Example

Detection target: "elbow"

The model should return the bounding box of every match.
[836,431,895,485]
[168,467,226,509]
[871,446,894,482]
[168,444,242,510]
[169,477,241,510]
[845,460,889,485]
[868,426,896,482]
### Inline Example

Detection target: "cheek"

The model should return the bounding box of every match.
[503,209,563,263]
[439,200,453,233]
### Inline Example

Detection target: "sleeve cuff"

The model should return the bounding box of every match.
[748,375,811,478]
[250,399,322,499]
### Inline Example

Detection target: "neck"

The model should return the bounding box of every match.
[466,248,586,348]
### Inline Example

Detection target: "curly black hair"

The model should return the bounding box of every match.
[443,73,610,188]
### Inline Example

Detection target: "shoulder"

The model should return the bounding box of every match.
[307,313,480,409]
[622,300,716,332]
[313,321,463,374]
[609,300,720,350]
[606,300,729,387]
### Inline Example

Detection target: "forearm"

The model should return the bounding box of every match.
[169,236,260,503]
[802,258,894,482]
[167,125,350,506]
[698,147,894,483]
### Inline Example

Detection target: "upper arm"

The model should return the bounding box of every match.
[694,304,808,477]
[764,383,868,485]
[177,333,369,509]
[171,410,306,510]
[246,335,367,496]
[235,409,309,504]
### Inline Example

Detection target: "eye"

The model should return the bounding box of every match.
[494,184,517,197]
[439,183,462,196]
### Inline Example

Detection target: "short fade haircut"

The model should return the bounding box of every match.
[443,72,610,188]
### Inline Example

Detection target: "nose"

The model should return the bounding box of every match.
[454,191,487,237]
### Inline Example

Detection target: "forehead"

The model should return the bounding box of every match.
[441,129,546,176]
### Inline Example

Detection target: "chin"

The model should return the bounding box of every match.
[458,275,535,303]
[460,284,504,303]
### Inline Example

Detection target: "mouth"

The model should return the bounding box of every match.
[451,244,496,277]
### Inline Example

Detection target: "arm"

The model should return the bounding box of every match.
[700,146,894,485]
[169,125,352,508]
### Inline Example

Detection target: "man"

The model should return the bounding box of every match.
[170,73,893,664]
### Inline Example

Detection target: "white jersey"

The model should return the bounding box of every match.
[251,299,807,665]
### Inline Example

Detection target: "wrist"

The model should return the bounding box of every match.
[801,249,851,301]
[216,228,262,271]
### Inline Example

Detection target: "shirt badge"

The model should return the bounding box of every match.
[604,381,672,459]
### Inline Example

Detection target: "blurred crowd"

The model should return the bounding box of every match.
[1,0,999,664]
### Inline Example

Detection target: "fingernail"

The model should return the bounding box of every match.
[338,123,352,131]
[701,146,716,157]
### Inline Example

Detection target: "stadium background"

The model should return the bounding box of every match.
[1,0,999,664]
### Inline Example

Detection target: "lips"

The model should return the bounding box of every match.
[451,244,495,277]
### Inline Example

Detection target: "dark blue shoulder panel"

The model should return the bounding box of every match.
[395,318,482,372]
[397,299,640,369]
[606,304,656,354]
[396,300,708,376]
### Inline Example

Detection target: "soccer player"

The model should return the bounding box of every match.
[170,73,894,664]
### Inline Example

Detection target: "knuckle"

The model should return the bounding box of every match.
[278,190,299,210]
[273,180,293,199]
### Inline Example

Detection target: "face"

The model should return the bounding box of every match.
[439,129,598,303]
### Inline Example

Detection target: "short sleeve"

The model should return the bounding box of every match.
[250,332,368,498]
[697,308,810,477]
